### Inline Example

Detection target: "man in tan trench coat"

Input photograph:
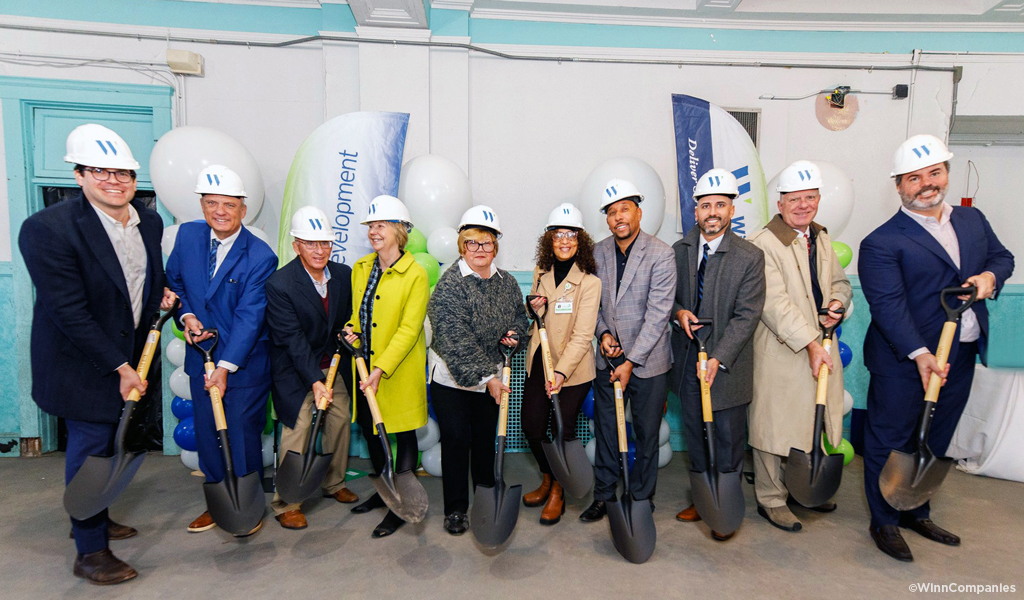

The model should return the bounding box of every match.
[747,160,852,532]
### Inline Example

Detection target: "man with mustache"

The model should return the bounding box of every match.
[859,134,1014,562]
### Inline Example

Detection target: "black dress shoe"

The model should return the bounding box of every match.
[352,492,386,514]
[70,520,138,541]
[73,549,138,585]
[444,512,469,536]
[871,525,914,562]
[371,510,405,538]
[579,500,607,523]
[899,517,960,546]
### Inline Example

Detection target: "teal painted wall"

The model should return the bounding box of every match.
[0,265,17,456]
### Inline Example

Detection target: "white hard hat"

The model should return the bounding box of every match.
[777,160,823,193]
[194,165,247,197]
[289,206,333,242]
[64,124,141,170]
[599,178,644,213]
[890,134,954,178]
[694,168,739,199]
[546,203,585,231]
[361,195,413,231]
[458,205,502,238]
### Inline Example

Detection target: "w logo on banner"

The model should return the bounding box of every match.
[482,210,495,223]
[605,185,617,198]
[911,145,931,158]
[309,218,323,231]
[206,174,221,186]
[95,140,118,155]
[798,169,813,181]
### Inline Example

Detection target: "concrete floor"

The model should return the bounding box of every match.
[0,453,1021,600]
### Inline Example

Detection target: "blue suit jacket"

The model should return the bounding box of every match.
[859,206,1014,379]
[19,192,165,423]
[165,221,278,388]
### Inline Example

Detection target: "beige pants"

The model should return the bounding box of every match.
[271,369,353,515]
[752,448,789,509]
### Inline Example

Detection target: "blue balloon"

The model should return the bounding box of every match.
[582,388,595,420]
[171,396,193,420]
[626,440,637,473]
[173,417,197,451]
[834,325,842,339]
[625,421,634,440]
[838,341,853,368]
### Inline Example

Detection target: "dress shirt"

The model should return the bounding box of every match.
[698,233,725,270]
[305,264,331,298]
[90,203,147,328]
[181,227,244,372]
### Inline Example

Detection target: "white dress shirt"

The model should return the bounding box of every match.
[90,203,147,328]
[698,232,725,269]
[181,227,244,372]
[305,264,331,299]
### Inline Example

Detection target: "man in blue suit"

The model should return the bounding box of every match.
[20,124,173,584]
[165,164,277,536]
[859,134,1014,562]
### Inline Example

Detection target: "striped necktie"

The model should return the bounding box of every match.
[695,243,709,314]
[208,239,221,280]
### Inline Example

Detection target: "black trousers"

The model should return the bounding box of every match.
[354,387,419,482]
[592,369,666,502]
[430,381,498,516]
[679,343,747,474]
[521,352,591,476]
[65,419,116,554]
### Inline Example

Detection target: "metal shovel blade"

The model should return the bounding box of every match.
[63,450,146,520]
[203,470,266,535]
[689,468,745,535]
[274,449,334,505]
[786,447,844,509]
[879,445,953,511]
[542,438,594,499]
[371,470,429,524]
[471,481,523,548]
[607,493,656,564]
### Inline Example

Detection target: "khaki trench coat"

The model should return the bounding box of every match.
[525,262,601,387]
[747,215,852,455]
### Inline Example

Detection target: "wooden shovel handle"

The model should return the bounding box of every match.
[614,381,628,453]
[316,353,341,411]
[538,327,556,385]
[354,356,385,427]
[127,330,162,403]
[204,360,227,431]
[698,350,713,423]
[925,320,958,404]
[497,366,511,437]
[814,337,832,407]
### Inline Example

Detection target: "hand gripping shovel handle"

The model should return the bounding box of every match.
[318,352,342,412]
[336,333,386,431]
[608,354,629,455]
[926,286,978,404]
[813,307,845,408]
[692,319,714,424]
[193,330,227,432]
[497,334,518,440]
[127,298,181,403]
[525,296,556,383]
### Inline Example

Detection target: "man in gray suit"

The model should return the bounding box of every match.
[669,169,765,540]
[580,178,677,522]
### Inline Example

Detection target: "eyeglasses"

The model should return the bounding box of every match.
[465,240,495,252]
[552,230,578,240]
[297,240,332,250]
[84,167,135,183]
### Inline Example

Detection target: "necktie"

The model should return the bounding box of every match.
[807,231,824,309]
[209,239,221,280]
[695,243,709,315]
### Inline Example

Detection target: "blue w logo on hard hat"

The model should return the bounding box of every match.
[482,211,494,222]
[309,219,323,231]
[563,208,571,215]
[206,174,221,186]
[911,145,931,158]
[798,169,812,181]
[711,176,721,187]
[369,204,376,214]
[605,186,617,197]
[95,140,118,155]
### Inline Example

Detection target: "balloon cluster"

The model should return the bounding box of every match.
[417,418,442,477]
[766,161,855,269]
[832,323,855,466]
[581,389,673,471]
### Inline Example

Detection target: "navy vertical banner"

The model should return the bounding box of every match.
[672,95,714,234]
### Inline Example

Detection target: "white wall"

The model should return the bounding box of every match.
[1,25,1021,280]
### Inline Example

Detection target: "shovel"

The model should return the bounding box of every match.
[338,333,428,524]
[880,285,977,511]
[193,329,266,535]
[688,318,745,535]
[64,300,180,520]
[275,344,343,504]
[606,353,656,564]
[787,307,846,509]
[526,295,594,499]
[471,334,523,548]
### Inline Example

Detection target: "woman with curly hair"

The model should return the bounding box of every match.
[521,203,601,525]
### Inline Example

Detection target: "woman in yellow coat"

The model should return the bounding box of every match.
[344,195,429,538]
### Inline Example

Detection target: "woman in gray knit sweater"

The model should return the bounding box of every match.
[427,206,530,536]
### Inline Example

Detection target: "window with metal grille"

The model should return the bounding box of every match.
[726,109,760,148]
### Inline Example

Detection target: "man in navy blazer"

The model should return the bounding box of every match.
[859,134,1014,562]
[20,124,172,584]
[165,164,277,535]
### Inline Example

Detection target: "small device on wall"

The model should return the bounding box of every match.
[166,49,204,76]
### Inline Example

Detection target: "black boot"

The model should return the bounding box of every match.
[579,500,607,523]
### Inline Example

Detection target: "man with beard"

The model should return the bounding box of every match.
[859,134,1013,562]
[670,169,765,541]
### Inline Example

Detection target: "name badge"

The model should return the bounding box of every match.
[554,301,573,314]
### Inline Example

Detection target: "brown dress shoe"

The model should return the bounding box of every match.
[676,504,702,522]
[523,473,552,507]
[711,530,735,542]
[73,549,137,585]
[276,509,308,530]
[187,511,217,533]
[540,482,565,526]
[70,520,138,541]
[234,520,263,538]
[324,488,359,503]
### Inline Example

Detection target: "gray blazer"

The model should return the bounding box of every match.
[595,230,677,378]
[669,227,765,410]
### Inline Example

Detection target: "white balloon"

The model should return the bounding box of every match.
[579,156,666,238]
[161,223,181,256]
[262,433,275,468]
[170,366,191,400]
[398,155,473,237]
[845,299,854,320]
[588,419,595,438]
[415,418,440,449]
[658,442,673,468]
[180,449,200,471]
[658,418,670,447]
[766,160,854,238]
[585,438,597,466]
[843,390,854,416]
[166,338,186,367]
[624,400,632,423]
[421,443,442,477]
[247,226,276,254]
[426,227,460,264]
[149,126,265,223]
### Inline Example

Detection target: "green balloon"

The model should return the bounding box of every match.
[429,285,436,296]
[171,319,185,341]
[836,438,855,466]
[413,252,441,286]
[832,241,853,269]
[407,228,428,254]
